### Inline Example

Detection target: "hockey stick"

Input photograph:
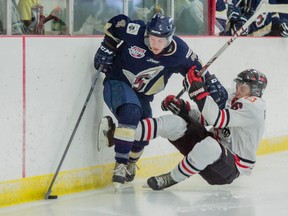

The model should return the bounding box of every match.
[175,0,269,99]
[265,4,288,14]
[45,66,103,200]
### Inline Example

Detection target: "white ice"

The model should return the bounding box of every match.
[1,151,288,216]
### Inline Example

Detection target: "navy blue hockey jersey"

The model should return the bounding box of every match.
[103,14,203,99]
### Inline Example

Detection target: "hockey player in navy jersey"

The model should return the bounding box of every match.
[226,0,288,37]
[130,68,267,190]
[94,13,227,188]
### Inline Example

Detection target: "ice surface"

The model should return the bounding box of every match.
[1,151,288,216]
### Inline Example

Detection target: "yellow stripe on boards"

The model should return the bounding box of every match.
[257,135,288,155]
[1,135,288,207]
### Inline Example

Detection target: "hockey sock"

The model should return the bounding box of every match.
[114,104,141,164]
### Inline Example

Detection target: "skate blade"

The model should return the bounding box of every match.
[113,182,123,192]
[113,182,134,192]
[97,117,110,151]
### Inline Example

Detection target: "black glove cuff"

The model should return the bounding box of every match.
[103,36,119,52]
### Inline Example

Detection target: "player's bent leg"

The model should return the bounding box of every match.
[199,145,240,185]
[134,114,187,142]
[147,137,222,190]
[169,117,214,156]
[112,104,141,185]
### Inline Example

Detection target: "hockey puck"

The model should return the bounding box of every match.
[48,195,58,199]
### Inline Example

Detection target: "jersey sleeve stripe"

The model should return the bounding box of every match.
[225,109,230,127]
[214,110,221,127]
[145,118,152,140]
[213,109,230,128]
[152,118,157,139]
[140,120,145,141]
[219,109,226,128]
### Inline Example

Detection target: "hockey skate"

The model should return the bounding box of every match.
[147,172,178,190]
[112,162,130,191]
[97,116,115,151]
[126,161,138,182]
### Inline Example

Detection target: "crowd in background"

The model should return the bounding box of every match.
[0,0,287,37]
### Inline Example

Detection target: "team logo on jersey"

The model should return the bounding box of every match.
[255,13,268,28]
[128,46,146,59]
[123,66,164,93]
[127,23,140,35]
[231,101,243,110]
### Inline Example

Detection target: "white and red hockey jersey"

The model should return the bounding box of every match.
[191,93,266,175]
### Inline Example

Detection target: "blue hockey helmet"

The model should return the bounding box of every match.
[234,69,267,97]
[145,13,175,48]
[146,13,175,37]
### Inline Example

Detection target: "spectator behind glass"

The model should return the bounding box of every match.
[73,0,121,35]
[129,0,205,35]
[129,0,164,23]
[225,0,288,37]
[216,0,227,35]
[17,0,45,34]
[0,0,25,34]
[17,0,67,35]
[174,0,205,35]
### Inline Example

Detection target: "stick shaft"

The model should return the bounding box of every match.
[44,67,102,199]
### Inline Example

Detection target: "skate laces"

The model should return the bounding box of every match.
[156,173,175,186]
[127,162,139,173]
[113,163,131,176]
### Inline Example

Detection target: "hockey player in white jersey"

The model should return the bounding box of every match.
[133,68,267,190]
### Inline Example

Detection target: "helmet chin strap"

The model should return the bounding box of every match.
[144,34,151,49]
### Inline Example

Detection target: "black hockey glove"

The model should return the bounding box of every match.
[94,41,117,73]
[161,95,191,117]
[227,4,241,21]
[228,16,249,36]
[204,73,228,109]
[271,19,288,37]
[226,4,249,36]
